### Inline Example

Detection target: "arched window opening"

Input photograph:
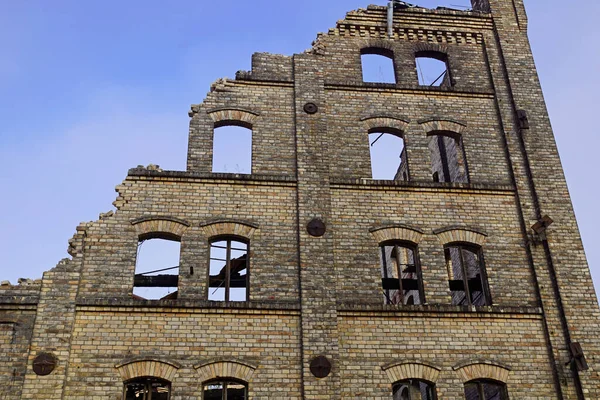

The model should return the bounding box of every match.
[464,379,508,400]
[124,377,171,400]
[369,130,408,181]
[380,241,424,305]
[445,244,491,306]
[204,379,248,400]
[209,238,249,302]
[393,379,437,400]
[134,237,181,300]
[428,132,468,183]
[212,123,252,174]
[361,48,396,84]
[415,52,450,87]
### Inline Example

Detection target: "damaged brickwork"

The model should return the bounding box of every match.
[1,0,599,399]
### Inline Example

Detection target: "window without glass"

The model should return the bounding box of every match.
[464,380,509,400]
[203,379,248,400]
[134,237,181,300]
[415,52,450,87]
[445,244,491,306]
[380,242,424,305]
[428,133,468,183]
[361,48,396,84]
[393,379,437,400]
[212,123,252,174]
[209,238,249,302]
[369,130,408,181]
[124,377,171,400]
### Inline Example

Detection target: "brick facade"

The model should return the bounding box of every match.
[1,1,599,399]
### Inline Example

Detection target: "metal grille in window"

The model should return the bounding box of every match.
[464,380,509,400]
[380,242,425,305]
[124,377,171,400]
[203,380,248,400]
[393,379,437,400]
[209,238,249,302]
[445,244,491,306]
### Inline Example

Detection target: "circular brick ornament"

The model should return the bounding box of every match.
[307,218,326,237]
[303,102,319,114]
[32,352,57,376]
[310,355,331,378]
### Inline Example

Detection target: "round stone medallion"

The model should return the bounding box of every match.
[310,355,332,378]
[307,218,326,237]
[303,102,319,114]
[32,352,57,376]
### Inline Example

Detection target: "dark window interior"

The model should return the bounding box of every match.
[393,379,437,400]
[124,377,171,400]
[464,380,509,400]
[445,244,491,306]
[380,242,424,305]
[428,133,468,183]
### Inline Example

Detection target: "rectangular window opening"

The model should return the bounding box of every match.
[212,125,252,174]
[209,239,249,302]
[369,132,408,181]
[134,238,181,300]
[381,243,423,305]
[361,53,396,84]
[428,134,468,183]
[416,56,450,87]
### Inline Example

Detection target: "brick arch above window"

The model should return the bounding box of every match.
[453,359,512,383]
[414,42,449,56]
[369,224,424,245]
[433,226,487,246]
[418,118,467,135]
[194,359,258,383]
[200,219,259,240]
[130,215,191,240]
[360,115,409,134]
[359,39,395,54]
[115,358,181,382]
[207,107,260,127]
[382,360,442,384]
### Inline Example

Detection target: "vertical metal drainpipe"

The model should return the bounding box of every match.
[387,1,394,38]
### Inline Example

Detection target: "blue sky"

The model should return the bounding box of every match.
[1,0,599,300]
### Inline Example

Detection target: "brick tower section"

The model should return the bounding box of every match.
[293,53,341,398]
[473,0,600,397]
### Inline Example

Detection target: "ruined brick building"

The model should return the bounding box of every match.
[2,0,600,398]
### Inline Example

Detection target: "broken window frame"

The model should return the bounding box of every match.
[123,376,171,400]
[208,236,250,302]
[463,379,509,400]
[393,379,437,400]
[380,240,425,306]
[360,47,397,84]
[415,51,452,87]
[445,243,491,307]
[428,131,469,184]
[368,127,410,181]
[133,232,181,300]
[212,120,253,175]
[203,378,248,400]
